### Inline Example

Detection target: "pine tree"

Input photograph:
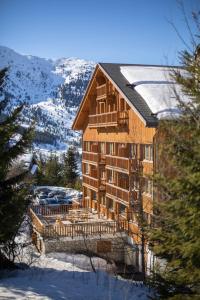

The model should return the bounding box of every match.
[44,153,62,186]
[0,68,33,267]
[63,147,78,187]
[149,26,200,300]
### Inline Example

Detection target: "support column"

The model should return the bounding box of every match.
[97,192,100,218]
[106,196,109,219]
[89,189,92,211]
[82,187,86,208]
[138,244,143,272]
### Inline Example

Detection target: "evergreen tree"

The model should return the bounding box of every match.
[149,26,200,299]
[36,153,62,186]
[63,147,78,187]
[35,153,46,185]
[44,153,62,186]
[0,68,33,267]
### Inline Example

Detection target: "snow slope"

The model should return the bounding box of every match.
[0,252,151,300]
[0,46,95,152]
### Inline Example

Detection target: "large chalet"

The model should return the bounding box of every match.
[72,63,181,245]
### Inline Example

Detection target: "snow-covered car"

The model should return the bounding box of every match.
[55,193,67,199]
[35,187,50,194]
[45,198,59,205]
[38,194,47,200]
[39,199,47,205]
[77,193,83,200]
[57,198,72,205]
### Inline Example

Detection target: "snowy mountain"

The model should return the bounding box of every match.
[0,46,95,153]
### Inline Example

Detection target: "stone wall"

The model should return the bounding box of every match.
[33,230,139,267]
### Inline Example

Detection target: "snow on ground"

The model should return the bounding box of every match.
[0,251,151,300]
[0,218,151,299]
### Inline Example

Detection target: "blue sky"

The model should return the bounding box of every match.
[0,0,199,64]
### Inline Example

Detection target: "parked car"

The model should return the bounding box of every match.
[45,198,59,205]
[57,198,72,205]
[39,199,47,205]
[48,192,57,198]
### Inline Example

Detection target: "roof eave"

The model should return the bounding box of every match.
[72,64,99,130]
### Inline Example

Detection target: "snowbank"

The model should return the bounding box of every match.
[0,252,151,300]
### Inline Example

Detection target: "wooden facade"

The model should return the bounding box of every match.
[72,64,157,243]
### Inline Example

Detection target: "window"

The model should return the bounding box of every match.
[85,163,89,175]
[133,178,139,190]
[120,98,125,111]
[100,195,106,206]
[107,169,115,184]
[90,165,97,177]
[144,144,153,161]
[100,169,106,179]
[130,144,137,158]
[100,142,106,154]
[119,203,126,215]
[107,198,113,210]
[91,142,98,152]
[143,179,153,196]
[118,143,127,156]
[99,102,105,114]
[108,143,115,155]
[85,141,90,152]
[91,191,96,200]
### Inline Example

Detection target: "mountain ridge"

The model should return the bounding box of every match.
[0,46,95,154]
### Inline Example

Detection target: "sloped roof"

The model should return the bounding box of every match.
[72,63,182,129]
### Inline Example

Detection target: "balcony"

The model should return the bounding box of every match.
[106,183,130,203]
[142,160,153,175]
[83,174,99,190]
[96,84,107,101]
[106,155,130,173]
[89,111,118,128]
[88,111,128,128]
[99,178,106,191]
[131,159,142,173]
[82,151,99,164]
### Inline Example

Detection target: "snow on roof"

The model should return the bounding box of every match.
[120,66,188,119]
[120,65,174,85]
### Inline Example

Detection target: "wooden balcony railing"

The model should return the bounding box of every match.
[88,111,128,128]
[89,111,118,128]
[42,220,128,238]
[83,174,99,189]
[99,178,106,191]
[106,183,130,202]
[118,111,129,125]
[142,160,153,175]
[131,159,142,173]
[90,169,97,178]
[82,151,99,163]
[96,84,107,100]
[106,155,130,173]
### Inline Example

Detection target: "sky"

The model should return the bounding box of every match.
[0,0,199,64]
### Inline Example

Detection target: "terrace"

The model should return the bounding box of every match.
[30,203,128,239]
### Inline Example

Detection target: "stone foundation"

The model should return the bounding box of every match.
[33,230,139,268]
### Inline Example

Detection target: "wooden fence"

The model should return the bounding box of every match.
[31,203,81,216]
[42,220,128,238]
[30,205,129,239]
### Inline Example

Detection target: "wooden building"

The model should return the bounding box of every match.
[72,63,180,255]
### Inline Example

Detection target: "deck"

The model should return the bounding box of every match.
[30,203,129,239]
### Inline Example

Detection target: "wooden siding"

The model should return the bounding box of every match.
[83,109,155,144]
[73,66,156,242]
[106,183,130,203]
